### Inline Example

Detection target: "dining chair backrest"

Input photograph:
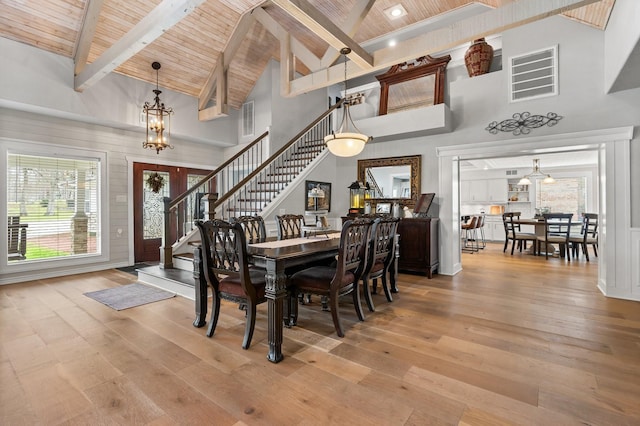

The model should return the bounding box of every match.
[542,213,573,241]
[335,218,374,285]
[231,215,266,244]
[276,214,304,240]
[368,217,399,270]
[196,219,256,299]
[502,212,522,232]
[503,211,523,234]
[583,213,598,238]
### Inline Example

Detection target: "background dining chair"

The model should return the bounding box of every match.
[276,214,304,240]
[503,212,537,255]
[538,213,573,260]
[569,213,598,261]
[287,218,373,337]
[360,217,399,312]
[231,215,267,244]
[195,219,267,350]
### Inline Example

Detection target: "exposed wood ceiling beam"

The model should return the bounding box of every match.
[198,11,255,111]
[73,0,105,76]
[319,0,375,69]
[288,0,600,96]
[198,59,229,121]
[253,7,321,72]
[270,0,373,69]
[74,0,205,92]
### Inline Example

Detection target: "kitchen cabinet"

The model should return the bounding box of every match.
[483,215,506,242]
[461,179,507,203]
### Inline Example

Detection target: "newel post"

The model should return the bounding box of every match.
[159,196,173,269]
[203,193,219,220]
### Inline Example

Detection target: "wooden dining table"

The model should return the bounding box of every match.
[512,217,579,256]
[192,233,342,363]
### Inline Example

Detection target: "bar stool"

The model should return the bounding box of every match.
[462,216,480,253]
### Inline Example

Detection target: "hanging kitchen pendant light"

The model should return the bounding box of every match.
[518,158,555,185]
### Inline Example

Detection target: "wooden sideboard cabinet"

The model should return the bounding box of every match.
[397,217,439,278]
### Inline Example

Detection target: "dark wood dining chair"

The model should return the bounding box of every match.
[360,217,399,312]
[503,212,537,255]
[287,218,373,337]
[195,219,267,350]
[231,215,267,244]
[569,213,598,261]
[537,213,573,260]
[276,214,304,240]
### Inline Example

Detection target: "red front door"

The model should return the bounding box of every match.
[133,163,211,262]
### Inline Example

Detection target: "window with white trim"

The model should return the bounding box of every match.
[6,152,102,263]
[509,45,558,102]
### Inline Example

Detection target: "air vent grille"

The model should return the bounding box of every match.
[505,169,518,176]
[509,46,557,102]
[241,101,254,137]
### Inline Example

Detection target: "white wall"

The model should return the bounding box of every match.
[338,15,640,225]
[0,108,224,284]
[0,37,237,146]
[604,0,640,93]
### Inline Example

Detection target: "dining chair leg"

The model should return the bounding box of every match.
[207,291,222,338]
[287,290,299,326]
[362,277,376,312]
[583,242,590,261]
[330,294,345,338]
[353,283,366,322]
[381,275,393,302]
[242,300,257,350]
[321,296,329,311]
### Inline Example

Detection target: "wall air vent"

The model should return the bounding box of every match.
[509,45,557,102]
[505,169,518,176]
[241,101,254,137]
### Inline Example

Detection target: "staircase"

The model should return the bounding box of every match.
[137,100,343,297]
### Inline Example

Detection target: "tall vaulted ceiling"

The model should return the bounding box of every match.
[0,0,616,120]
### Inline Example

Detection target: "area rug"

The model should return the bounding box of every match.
[84,283,175,311]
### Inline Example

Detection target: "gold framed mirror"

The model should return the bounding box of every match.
[358,155,421,208]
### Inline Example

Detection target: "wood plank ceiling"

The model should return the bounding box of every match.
[0,0,615,120]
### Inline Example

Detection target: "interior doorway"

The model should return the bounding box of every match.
[458,150,599,253]
[436,126,633,299]
[133,162,211,262]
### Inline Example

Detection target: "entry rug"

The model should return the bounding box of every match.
[84,283,175,311]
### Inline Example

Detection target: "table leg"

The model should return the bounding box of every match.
[265,259,287,363]
[192,246,207,328]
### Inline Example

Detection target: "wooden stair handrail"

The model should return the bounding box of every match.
[168,130,269,211]
[211,99,343,209]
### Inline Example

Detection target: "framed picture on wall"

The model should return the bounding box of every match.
[305,181,331,212]
[375,202,391,214]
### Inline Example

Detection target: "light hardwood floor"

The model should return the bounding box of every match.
[2,243,639,425]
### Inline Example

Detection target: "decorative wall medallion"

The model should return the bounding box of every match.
[486,112,563,135]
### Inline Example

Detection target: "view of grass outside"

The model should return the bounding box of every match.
[7,152,100,263]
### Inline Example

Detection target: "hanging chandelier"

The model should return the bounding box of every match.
[324,48,372,157]
[518,158,555,185]
[143,62,173,154]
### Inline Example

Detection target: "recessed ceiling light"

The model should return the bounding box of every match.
[388,39,397,47]
[383,4,407,21]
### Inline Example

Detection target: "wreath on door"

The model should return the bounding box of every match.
[146,172,165,193]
